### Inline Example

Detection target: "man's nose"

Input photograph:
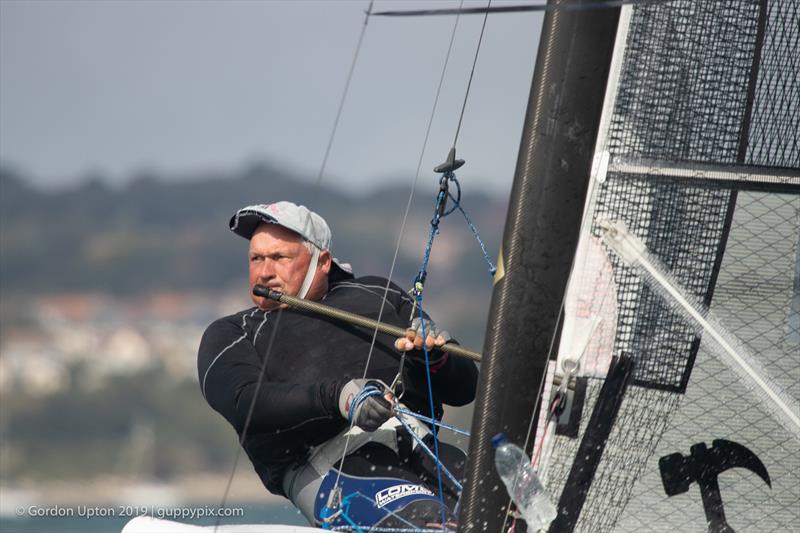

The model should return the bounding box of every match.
[258,260,276,280]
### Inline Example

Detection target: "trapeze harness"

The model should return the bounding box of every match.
[283,405,468,529]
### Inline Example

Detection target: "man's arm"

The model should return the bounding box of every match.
[428,352,479,406]
[197,317,341,435]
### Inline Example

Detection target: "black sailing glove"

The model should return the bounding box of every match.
[338,379,393,432]
[398,317,452,368]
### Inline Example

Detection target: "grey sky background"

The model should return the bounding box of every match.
[0,0,543,196]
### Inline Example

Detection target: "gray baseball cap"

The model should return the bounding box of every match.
[230,201,331,248]
[229,201,353,276]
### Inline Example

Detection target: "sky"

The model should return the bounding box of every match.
[0,0,543,196]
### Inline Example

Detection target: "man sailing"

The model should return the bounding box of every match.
[197,201,478,529]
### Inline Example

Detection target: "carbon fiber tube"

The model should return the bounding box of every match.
[252,285,482,361]
[253,286,577,390]
[457,2,620,532]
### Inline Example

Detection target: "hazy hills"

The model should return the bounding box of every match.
[0,163,508,298]
[0,163,504,482]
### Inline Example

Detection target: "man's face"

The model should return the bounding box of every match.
[248,223,328,310]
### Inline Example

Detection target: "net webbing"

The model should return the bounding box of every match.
[746,0,800,168]
[540,1,799,531]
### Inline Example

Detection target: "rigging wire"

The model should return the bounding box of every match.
[351,1,497,525]
[453,0,491,148]
[394,406,471,436]
[447,180,497,275]
[497,159,619,533]
[416,296,452,525]
[314,0,665,529]
[372,0,675,18]
[213,2,374,531]
[322,0,511,524]
[365,0,496,526]
[317,1,375,185]
[215,0,496,526]
[213,312,283,530]
[331,490,450,533]
[496,1,642,527]
[328,0,466,505]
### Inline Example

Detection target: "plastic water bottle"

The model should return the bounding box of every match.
[492,433,557,531]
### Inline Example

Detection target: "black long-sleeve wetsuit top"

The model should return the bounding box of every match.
[197,275,479,495]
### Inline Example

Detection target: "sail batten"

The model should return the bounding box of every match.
[607,159,800,188]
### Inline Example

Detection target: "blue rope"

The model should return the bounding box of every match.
[339,513,365,533]
[333,527,452,533]
[415,173,495,298]
[398,165,494,528]
[446,179,496,276]
[415,179,449,294]
[330,491,454,533]
[416,294,448,526]
[394,407,470,437]
[347,492,437,532]
[331,526,452,533]
[395,412,464,492]
[347,385,384,423]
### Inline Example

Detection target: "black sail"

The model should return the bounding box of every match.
[456,1,621,531]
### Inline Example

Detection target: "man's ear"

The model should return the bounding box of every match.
[318,249,332,274]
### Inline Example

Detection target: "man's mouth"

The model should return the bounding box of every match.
[254,283,283,294]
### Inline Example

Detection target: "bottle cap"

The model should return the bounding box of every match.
[491,433,508,448]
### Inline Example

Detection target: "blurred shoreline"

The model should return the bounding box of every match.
[1,472,280,513]
[0,165,489,528]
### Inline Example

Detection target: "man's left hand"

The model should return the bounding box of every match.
[339,379,394,432]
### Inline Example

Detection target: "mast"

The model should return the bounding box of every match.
[457,1,621,531]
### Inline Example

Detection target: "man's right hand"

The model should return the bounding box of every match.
[338,379,394,432]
